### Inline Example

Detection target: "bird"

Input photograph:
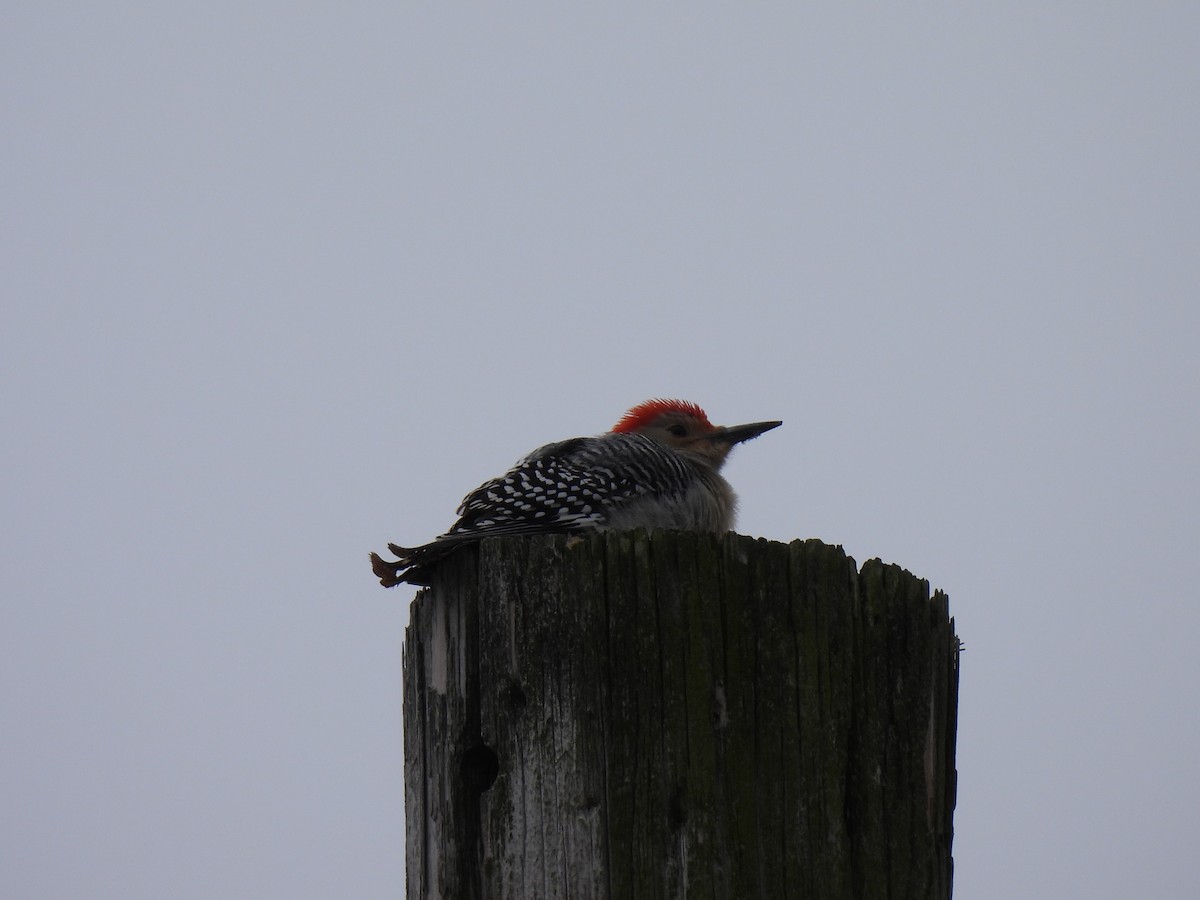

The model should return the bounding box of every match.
[370,399,781,586]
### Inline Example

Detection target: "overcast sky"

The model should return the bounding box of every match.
[4,4,1198,898]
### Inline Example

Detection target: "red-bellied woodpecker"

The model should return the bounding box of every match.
[370,399,781,587]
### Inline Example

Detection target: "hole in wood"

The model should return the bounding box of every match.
[505,679,527,711]
[668,785,686,829]
[461,743,499,794]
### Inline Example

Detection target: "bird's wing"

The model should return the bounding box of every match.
[445,436,655,538]
[370,434,697,587]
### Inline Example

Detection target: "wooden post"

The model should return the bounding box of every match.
[403,531,959,899]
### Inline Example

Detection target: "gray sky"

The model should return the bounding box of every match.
[4,4,1198,898]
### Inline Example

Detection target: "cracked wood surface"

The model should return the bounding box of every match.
[403,531,958,900]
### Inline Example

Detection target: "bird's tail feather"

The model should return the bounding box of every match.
[370,540,463,587]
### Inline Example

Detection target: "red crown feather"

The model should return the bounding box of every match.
[611,399,712,433]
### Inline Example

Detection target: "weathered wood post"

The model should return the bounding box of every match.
[403,531,959,899]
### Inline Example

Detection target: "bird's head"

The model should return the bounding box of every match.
[611,399,781,469]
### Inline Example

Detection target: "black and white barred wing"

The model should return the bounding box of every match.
[370,433,697,586]
[446,436,654,537]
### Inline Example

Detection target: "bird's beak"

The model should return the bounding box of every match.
[711,420,782,445]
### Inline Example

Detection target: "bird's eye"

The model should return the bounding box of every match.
[667,424,688,437]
